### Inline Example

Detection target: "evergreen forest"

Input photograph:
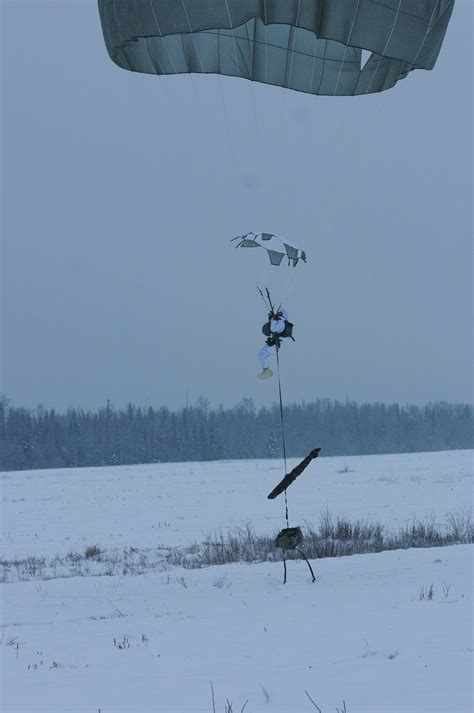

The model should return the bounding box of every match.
[1,397,472,472]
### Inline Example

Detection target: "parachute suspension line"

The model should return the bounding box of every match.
[179,0,205,74]
[217,72,243,175]
[146,4,180,77]
[249,78,264,178]
[333,0,362,96]
[257,285,271,312]
[364,0,403,95]
[271,0,301,199]
[178,0,205,104]
[265,286,274,312]
[261,0,273,186]
[279,280,295,321]
[275,344,290,529]
[267,0,295,161]
[223,0,240,79]
[277,252,301,316]
[217,2,261,202]
[213,13,244,178]
[222,0,262,201]
[286,0,302,91]
[242,21,262,164]
[140,38,174,101]
[144,38,165,76]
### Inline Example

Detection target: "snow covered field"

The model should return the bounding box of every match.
[1,450,473,712]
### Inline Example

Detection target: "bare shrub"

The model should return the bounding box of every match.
[84,545,102,560]
[212,574,230,589]
[397,518,445,548]
[0,544,166,583]
[169,511,473,570]
[446,511,473,542]
[442,583,451,598]
[419,584,435,600]
[2,510,471,583]
[113,636,130,650]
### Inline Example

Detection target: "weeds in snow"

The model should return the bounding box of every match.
[85,545,103,559]
[1,633,18,647]
[446,511,472,541]
[113,636,130,650]
[442,583,451,598]
[419,584,435,600]
[0,545,171,583]
[112,634,151,650]
[169,510,473,570]
[0,634,23,659]
[259,683,270,703]
[210,681,248,713]
[212,574,231,589]
[417,583,460,603]
[1,510,471,583]
[224,700,248,713]
[305,690,347,712]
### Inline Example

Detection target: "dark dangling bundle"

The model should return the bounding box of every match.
[275,526,316,584]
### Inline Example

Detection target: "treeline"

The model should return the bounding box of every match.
[1,396,472,472]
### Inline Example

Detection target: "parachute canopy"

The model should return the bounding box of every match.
[98,0,454,96]
[232,232,306,267]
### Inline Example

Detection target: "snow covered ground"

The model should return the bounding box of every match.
[2,449,472,560]
[1,450,473,712]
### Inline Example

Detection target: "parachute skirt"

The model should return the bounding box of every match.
[98,0,454,96]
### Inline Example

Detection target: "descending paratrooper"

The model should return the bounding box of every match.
[258,307,294,380]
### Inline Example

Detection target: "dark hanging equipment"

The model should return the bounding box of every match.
[275,526,316,584]
[268,448,321,500]
[258,287,320,584]
[269,448,321,584]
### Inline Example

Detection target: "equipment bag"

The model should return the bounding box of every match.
[262,320,295,341]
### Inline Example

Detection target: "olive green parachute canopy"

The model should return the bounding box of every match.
[98,0,454,96]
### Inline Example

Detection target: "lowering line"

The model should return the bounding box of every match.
[259,285,290,526]
[275,347,316,584]
[263,288,318,584]
[275,339,290,529]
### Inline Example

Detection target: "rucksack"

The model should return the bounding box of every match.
[262,320,295,341]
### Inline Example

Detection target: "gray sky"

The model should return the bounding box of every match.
[1,0,472,412]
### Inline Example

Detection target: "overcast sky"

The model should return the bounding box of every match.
[1,0,472,412]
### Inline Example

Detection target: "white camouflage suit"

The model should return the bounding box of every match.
[258,307,289,369]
